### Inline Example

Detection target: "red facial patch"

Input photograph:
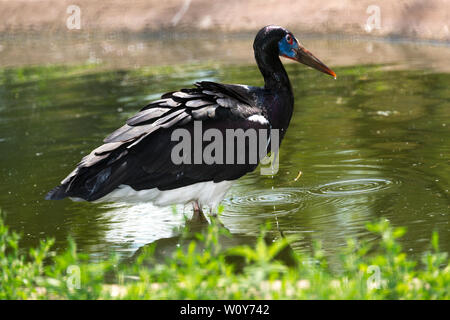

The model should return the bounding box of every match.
[286,34,293,45]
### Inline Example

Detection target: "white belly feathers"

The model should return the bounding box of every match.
[93,180,233,209]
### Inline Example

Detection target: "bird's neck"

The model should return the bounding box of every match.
[255,50,294,132]
[255,50,292,93]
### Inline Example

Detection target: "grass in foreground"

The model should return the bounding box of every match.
[0,215,448,300]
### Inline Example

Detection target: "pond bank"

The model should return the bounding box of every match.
[1,0,449,42]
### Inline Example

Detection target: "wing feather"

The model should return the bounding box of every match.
[47,81,271,201]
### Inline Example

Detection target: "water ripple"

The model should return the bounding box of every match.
[222,188,308,217]
[308,178,395,196]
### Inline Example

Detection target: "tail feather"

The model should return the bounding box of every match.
[45,162,127,202]
[45,185,68,200]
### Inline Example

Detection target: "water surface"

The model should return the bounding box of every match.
[0,36,448,261]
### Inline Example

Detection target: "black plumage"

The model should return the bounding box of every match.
[46,81,269,201]
[46,25,336,216]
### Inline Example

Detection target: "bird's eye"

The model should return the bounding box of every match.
[286,34,293,45]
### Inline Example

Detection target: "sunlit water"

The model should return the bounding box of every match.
[0,35,448,261]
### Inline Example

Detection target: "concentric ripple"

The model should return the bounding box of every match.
[308,178,395,196]
[222,188,308,217]
[229,189,304,206]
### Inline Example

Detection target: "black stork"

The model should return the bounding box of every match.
[46,25,336,221]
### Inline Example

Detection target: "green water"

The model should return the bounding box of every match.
[0,47,448,260]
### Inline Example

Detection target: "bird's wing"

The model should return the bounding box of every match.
[46,81,271,201]
[103,81,264,144]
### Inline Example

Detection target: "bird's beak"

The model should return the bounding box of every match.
[292,43,336,78]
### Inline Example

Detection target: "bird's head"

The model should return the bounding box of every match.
[254,25,336,78]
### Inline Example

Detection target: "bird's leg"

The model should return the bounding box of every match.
[192,200,208,223]
[209,207,217,218]
[209,207,225,227]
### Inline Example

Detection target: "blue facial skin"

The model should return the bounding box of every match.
[278,36,298,58]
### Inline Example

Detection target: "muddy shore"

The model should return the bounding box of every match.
[1,0,449,41]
